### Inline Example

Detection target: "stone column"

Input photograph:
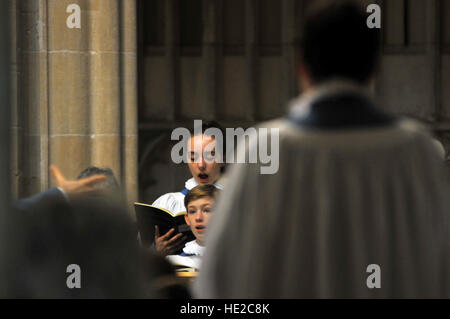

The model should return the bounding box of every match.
[15,0,138,208]
[1,0,12,297]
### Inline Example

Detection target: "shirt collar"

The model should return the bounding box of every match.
[182,240,205,256]
[185,176,226,190]
[288,79,372,119]
[185,178,198,190]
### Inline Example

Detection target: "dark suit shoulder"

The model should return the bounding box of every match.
[14,187,67,214]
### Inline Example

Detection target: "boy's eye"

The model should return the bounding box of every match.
[204,151,216,161]
[188,210,196,214]
[190,153,198,162]
[203,208,211,213]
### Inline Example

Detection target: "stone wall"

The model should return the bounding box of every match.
[12,0,138,209]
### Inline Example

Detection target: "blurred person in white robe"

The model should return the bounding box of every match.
[194,0,450,298]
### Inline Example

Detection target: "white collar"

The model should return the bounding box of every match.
[289,79,372,119]
[185,177,226,190]
[182,240,205,256]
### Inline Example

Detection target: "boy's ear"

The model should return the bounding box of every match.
[184,214,190,225]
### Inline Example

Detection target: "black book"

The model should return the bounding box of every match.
[134,202,195,248]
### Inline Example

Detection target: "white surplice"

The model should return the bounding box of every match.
[194,83,450,298]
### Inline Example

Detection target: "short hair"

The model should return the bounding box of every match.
[77,166,120,193]
[300,0,381,84]
[188,120,225,138]
[184,184,219,210]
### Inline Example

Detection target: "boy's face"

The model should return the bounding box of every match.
[184,197,214,245]
[187,135,224,185]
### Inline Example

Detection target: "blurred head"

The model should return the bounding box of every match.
[299,0,381,88]
[77,166,120,198]
[11,198,145,298]
[184,185,218,246]
[187,121,225,185]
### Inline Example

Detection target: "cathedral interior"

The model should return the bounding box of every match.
[0,0,449,301]
[0,0,448,209]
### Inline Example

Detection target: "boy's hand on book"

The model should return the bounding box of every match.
[154,226,187,255]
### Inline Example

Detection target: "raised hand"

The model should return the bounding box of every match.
[50,165,107,199]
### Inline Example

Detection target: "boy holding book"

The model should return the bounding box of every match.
[166,184,218,271]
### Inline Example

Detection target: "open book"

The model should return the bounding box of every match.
[134,202,195,248]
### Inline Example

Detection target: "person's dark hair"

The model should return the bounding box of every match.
[184,184,218,210]
[77,166,120,193]
[300,0,381,84]
[188,120,225,139]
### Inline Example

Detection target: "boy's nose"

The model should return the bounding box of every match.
[197,158,206,169]
[195,211,204,221]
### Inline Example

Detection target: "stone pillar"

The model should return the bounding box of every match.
[1,0,12,297]
[15,0,138,208]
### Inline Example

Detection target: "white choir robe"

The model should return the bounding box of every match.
[194,83,450,298]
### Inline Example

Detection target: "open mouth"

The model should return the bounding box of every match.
[196,226,206,232]
[198,174,209,181]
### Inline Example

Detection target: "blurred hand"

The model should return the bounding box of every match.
[50,165,107,199]
[154,226,187,255]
